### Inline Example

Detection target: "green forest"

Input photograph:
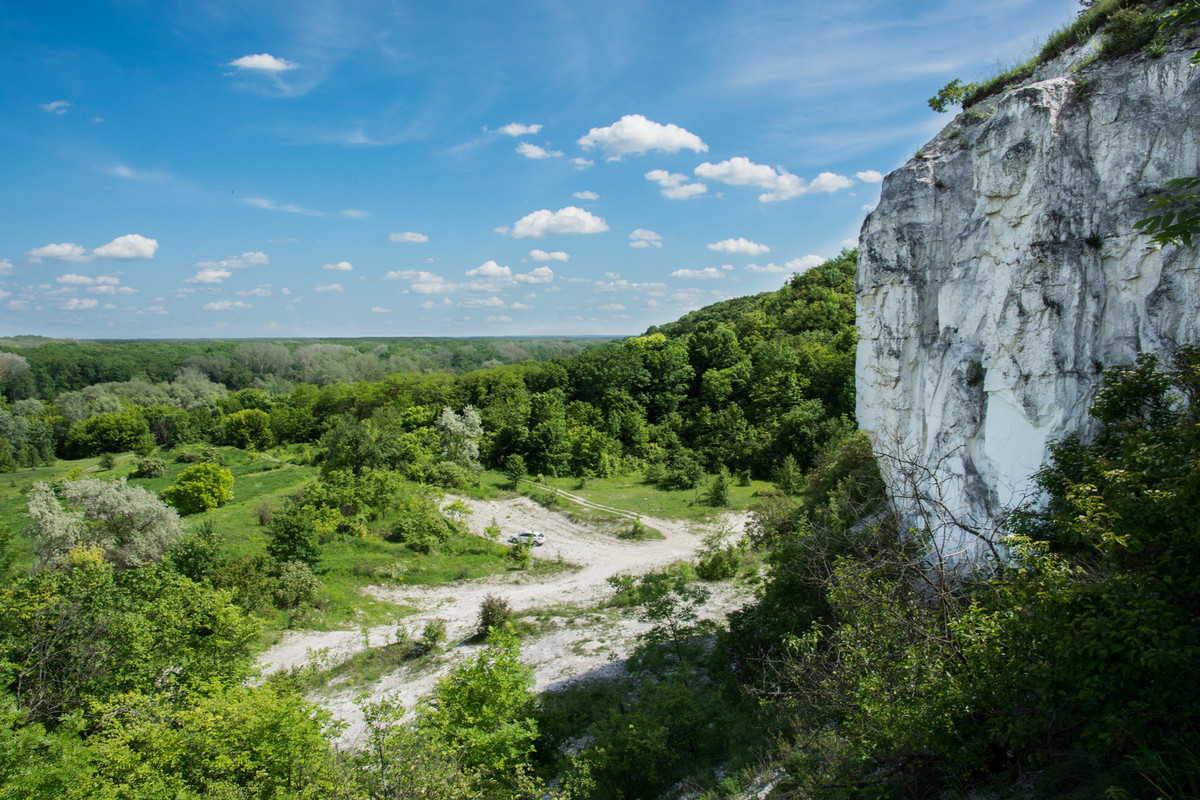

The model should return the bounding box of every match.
[1,242,1197,799]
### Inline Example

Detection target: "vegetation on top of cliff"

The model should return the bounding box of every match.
[928,0,1195,113]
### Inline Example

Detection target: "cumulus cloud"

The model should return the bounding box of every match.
[629,229,663,249]
[517,143,563,159]
[645,169,707,200]
[506,206,608,238]
[314,283,344,292]
[26,243,90,263]
[62,298,98,311]
[787,255,826,272]
[707,237,770,256]
[499,122,542,137]
[243,197,323,216]
[186,268,233,284]
[856,170,884,183]
[745,262,786,274]
[203,300,253,310]
[515,266,554,284]
[510,302,532,310]
[0,259,13,275]
[40,100,72,114]
[56,273,93,285]
[577,114,707,160]
[323,261,353,271]
[695,157,853,203]
[671,267,725,279]
[91,234,158,260]
[228,54,297,72]
[529,249,569,262]
[572,158,594,170]
[384,270,456,294]
[573,191,598,200]
[194,252,269,271]
[390,231,429,243]
[461,296,505,308]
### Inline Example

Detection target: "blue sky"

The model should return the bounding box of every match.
[1,0,1081,338]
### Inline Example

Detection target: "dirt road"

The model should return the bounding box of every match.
[256,493,753,747]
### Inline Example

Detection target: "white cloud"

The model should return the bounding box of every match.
[40,100,72,114]
[499,123,542,137]
[56,273,93,284]
[841,238,858,248]
[707,237,770,256]
[862,204,876,212]
[228,54,298,72]
[341,209,370,219]
[529,249,569,262]
[0,259,12,275]
[26,243,89,263]
[572,158,594,170]
[386,270,457,294]
[314,283,344,292]
[592,278,669,293]
[461,296,505,308]
[695,157,852,203]
[244,197,323,216]
[486,315,512,322]
[186,268,232,284]
[370,306,391,313]
[516,142,563,159]
[91,234,158,261]
[745,262,786,274]
[323,261,353,271]
[466,261,511,284]
[390,231,429,243]
[572,191,598,200]
[645,169,706,200]
[856,170,884,183]
[237,287,272,296]
[629,229,663,249]
[671,267,725,279]
[599,304,626,311]
[515,266,554,284]
[203,300,253,310]
[786,255,826,272]
[809,172,855,193]
[508,206,608,238]
[577,114,707,160]
[510,302,532,310]
[195,251,268,271]
[62,298,98,311]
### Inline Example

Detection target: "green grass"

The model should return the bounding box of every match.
[515,471,775,522]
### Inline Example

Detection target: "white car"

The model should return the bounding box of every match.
[508,530,545,546]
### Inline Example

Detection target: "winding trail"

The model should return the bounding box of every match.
[257,493,752,748]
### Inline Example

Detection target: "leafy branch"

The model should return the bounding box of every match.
[1134,177,1200,248]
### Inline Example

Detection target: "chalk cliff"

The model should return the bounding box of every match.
[856,41,1200,553]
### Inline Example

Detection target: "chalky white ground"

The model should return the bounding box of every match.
[256,493,753,748]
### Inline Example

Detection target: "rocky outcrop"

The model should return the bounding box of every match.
[856,42,1200,555]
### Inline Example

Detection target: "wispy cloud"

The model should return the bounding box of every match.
[39,100,71,115]
[243,197,324,216]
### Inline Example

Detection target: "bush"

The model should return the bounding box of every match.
[508,542,532,570]
[274,560,319,609]
[477,594,511,637]
[98,453,116,471]
[1101,7,1157,57]
[162,462,234,515]
[266,505,324,568]
[696,546,741,581]
[420,619,447,650]
[131,456,167,479]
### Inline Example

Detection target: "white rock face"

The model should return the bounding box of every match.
[856,44,1200,555]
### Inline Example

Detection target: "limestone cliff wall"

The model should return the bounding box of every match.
[856,42,1200,553]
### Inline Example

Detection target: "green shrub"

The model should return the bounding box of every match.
[131,456,167,479]
[274,560,319,609]
[162,462,234,515]
[477,594,511,637]
[1101,7,1158,57]
[420,619,447,650]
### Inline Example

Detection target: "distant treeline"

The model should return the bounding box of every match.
[0,336,610,399]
